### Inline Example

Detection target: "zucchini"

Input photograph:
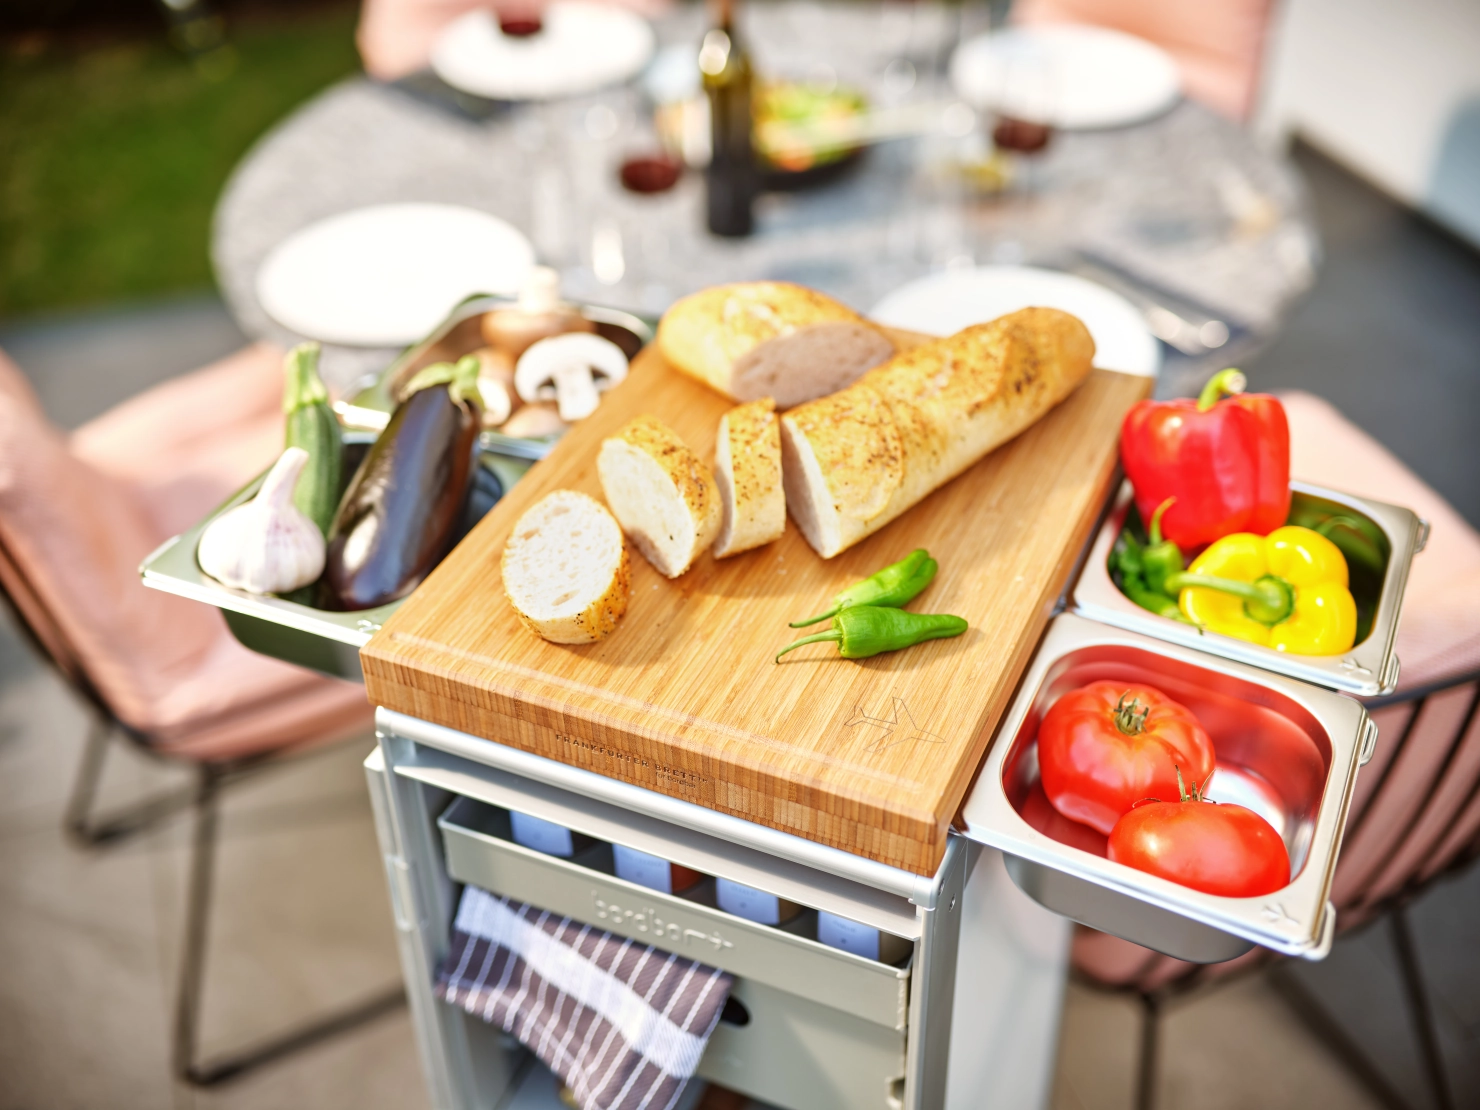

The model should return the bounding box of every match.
[282,342,342,537]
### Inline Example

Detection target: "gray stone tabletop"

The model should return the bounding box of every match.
[213,1,1315,396]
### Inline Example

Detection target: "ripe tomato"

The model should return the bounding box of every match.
[1108,787,1290,897]
[1037,681,1216,836]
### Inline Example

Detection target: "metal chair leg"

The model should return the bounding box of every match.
[173,765,220,1083]
[64,716,201,847]
[1135,992,1159,1110]
[171,766,405,1086]
[1391,906,1456,1110]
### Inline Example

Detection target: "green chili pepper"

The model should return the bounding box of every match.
[789,548,939,628]
[1109,512,1194,624]
[1140,497,1185,596]
[1120,573,1188,621]
[775,605,967,663]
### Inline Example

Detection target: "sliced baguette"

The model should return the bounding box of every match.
[657,282,895,408]
[713,398,785,558]
[782,307,1095,558]
[502,490,629,644]
[598,415,721,578]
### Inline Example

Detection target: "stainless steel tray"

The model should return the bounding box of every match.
[139,296,653,682]
[339,294,655,435]
[959,612,1374,962]
[1071,481,1427,696]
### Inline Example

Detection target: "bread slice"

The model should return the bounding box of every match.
[502,490,630,643]
[782,308,1095,558]
[713,398,785,558]
[598,415,721,578]
[657,282,895,408]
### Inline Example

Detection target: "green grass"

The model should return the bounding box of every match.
[0,7,362,317]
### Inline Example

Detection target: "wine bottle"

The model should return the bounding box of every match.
[699,0,756,237]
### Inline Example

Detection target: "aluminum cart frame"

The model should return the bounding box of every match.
[365,708,972,1110]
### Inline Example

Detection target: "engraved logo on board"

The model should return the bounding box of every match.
[844,696,944,752]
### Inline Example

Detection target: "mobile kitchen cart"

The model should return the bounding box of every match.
[142,298,1423,1109]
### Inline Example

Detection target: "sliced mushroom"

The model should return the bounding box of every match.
[515,333,630,423]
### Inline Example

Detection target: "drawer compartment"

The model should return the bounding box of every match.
[698,978,907,1110]
[438,797,912,1030]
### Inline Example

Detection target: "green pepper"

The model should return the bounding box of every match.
[1140,497,1184,596]
[775,605,967,662]
[789,549,939,628]
[1109,506,1193,624]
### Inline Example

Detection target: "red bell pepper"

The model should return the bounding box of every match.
[1120,369,1290,549]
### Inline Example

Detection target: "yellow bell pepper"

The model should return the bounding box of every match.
[1165,526,1358,655]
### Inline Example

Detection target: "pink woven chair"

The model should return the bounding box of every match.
[1069,391,1480,1109]
[1012,0,1277,121]
[0,345,396,1086]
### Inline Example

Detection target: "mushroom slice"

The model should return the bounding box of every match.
[515,333,630,423]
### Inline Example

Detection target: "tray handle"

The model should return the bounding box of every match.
[1300,901,1338,961]
[1359,716,1381,767]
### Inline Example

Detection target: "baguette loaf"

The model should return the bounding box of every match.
[502,490,630,643]
[598,415,721,577]
[781,308,1095,558]
[713,398,785,558]
[657,282,895,409]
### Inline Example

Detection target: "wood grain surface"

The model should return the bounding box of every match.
[362,330,1150,875]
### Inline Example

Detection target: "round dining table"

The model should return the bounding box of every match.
[213,1,1317,398]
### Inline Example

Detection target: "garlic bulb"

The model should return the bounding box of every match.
[197,447,326,594]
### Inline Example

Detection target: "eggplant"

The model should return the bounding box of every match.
[324,357,482,610]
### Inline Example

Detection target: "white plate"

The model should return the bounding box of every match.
[256,204,535,347]
[432,3,655,102]
[950,25,1180,131]
[870,266,1162,378]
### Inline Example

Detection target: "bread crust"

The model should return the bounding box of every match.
[783,308,1095,557]
[657,282,893,404]
[713,398,785,557]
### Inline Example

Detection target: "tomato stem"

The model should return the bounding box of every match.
[1113,692,1151,736]
[1176,765,1209,803]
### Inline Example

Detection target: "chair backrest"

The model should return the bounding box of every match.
[0,350,222,737]
[357,0,496,80]
[1012,0,1277,121]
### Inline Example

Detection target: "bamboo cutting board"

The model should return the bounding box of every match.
[362,330,1150,875]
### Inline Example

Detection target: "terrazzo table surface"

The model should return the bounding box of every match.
[213,1,1315,396]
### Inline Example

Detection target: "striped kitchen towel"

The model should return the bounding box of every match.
[435,886,733,1110]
